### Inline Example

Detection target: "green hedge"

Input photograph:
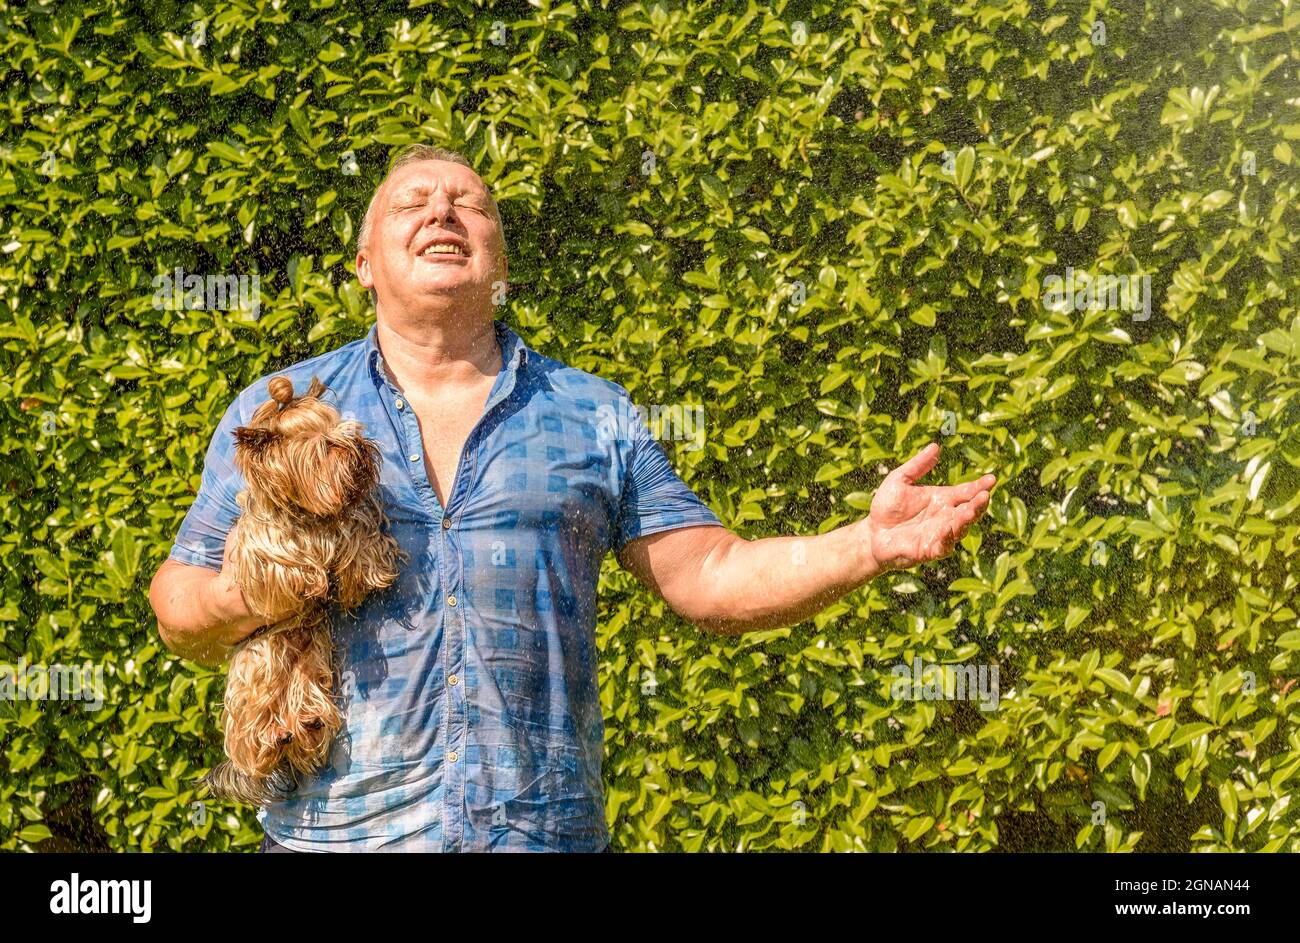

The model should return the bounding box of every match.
[2,0,1299,852]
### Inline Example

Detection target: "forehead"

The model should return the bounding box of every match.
[384,160,491,201]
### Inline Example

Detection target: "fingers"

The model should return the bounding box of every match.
[940,490,992,555]
[891,445,998,507]
[946,473,997,505]
[893,442,941,485]
[951,489,987,533]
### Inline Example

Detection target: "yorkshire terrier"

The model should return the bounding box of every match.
[203,375,403,805]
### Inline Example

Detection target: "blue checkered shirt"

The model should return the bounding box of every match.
[168,319,722,851]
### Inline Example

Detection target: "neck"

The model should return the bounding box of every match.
[373,309,502,397]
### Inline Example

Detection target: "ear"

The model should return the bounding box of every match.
[356,251,372,290]
[329,430,381,505]
[232,426,280,456]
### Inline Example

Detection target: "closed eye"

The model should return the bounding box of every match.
[389,195,489,216]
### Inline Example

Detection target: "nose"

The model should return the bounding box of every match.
[422,190,457,229]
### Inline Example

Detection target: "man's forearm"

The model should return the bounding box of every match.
[694,518,886,635]
[150,562,263,666]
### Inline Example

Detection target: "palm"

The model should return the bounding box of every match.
[868,443,996,572]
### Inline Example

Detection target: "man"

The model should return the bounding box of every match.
[149,144,996,852]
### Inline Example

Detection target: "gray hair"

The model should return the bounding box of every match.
[357,145,505,303]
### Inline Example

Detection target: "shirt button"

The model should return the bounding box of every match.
[395,398,405,410]
[448,674,458,686]
[447,751,458,763]
[447,594,457,607]
[442,517,452,530]
[408,453,419,462]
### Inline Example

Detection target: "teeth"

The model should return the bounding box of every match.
[421,244,464,256]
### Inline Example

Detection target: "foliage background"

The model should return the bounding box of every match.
[2,0,1299,851]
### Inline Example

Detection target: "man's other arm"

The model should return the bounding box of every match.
[617,520,880,635]
[617,443,995,635]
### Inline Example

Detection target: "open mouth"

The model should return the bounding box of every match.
[417,241,469,261]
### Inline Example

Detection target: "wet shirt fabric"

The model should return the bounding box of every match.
[168,319,722,851]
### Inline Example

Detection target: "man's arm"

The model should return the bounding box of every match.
[617,443,995,635]
[152,391,265,665]
[617,520,879,635]
[149,540,264,666]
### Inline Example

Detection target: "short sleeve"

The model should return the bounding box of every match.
[167,395,248,571]
[612,398,723,553]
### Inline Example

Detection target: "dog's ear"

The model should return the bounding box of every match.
[232,426,280,457]
[327,424,382,505]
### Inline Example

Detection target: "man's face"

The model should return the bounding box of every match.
[357,159,505,314]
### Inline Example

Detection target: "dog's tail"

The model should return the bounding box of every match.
[201,761,297,807]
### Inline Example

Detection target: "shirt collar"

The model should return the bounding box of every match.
[365,319,529,390]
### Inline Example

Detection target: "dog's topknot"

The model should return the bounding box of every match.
[268,376,295,406]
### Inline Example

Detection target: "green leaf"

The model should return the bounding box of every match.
[954,146,975,190]
[16,824,51,843]
[1169,723,1216,748]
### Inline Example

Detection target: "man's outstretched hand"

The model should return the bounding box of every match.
[865,443,996,573]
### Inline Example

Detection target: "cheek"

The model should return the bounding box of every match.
[384,218,419,253]
[479,232,505,272]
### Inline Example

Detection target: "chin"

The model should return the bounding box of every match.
[419,278,491,300]
[408,273,468,292]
